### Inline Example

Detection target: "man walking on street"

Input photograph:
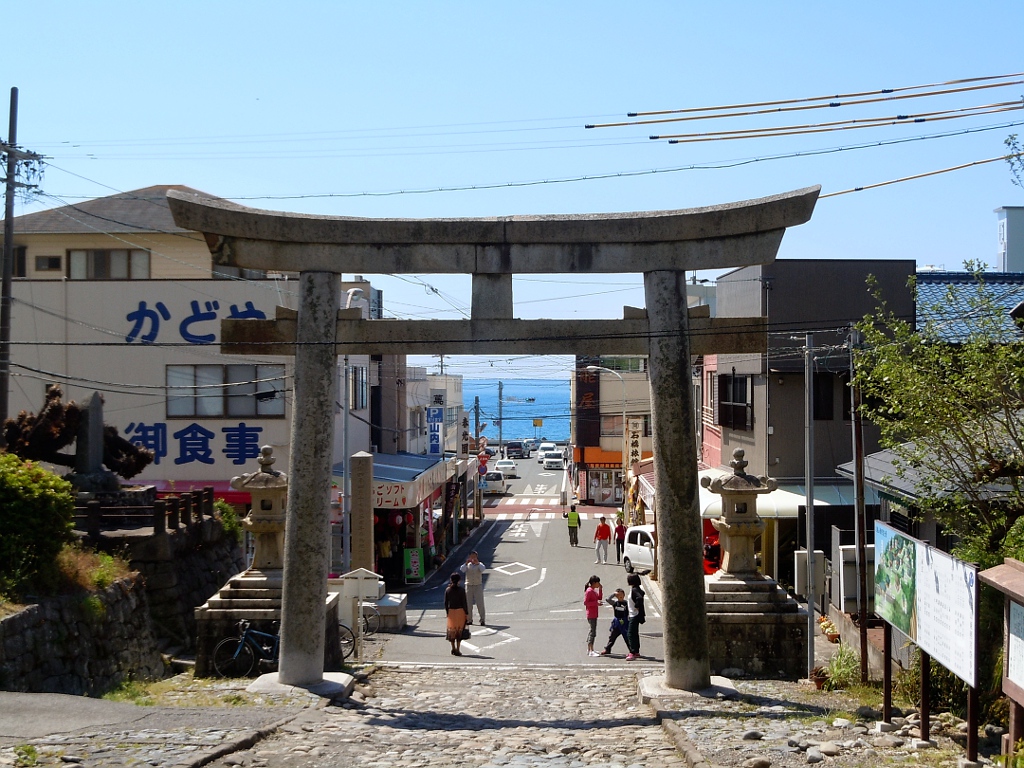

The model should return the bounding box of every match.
[594,516,611,564]
[565,504,580,547]
[460,551,487,625]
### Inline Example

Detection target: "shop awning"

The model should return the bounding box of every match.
[331,452,457,509]
[697,469,873,519]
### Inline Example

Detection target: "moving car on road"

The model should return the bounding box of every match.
[494,459,518,479]
[481,471,509,495]
[537,442,557,462]
[542,455,564,471]
[505,440,527,459]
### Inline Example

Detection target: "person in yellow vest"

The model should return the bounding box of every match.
[563,504,580,547]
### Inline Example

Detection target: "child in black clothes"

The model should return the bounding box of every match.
[600,588,630,655]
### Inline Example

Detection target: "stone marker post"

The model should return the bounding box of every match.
[350,451,374,572]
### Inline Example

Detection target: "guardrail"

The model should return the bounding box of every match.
[74,487,217,538]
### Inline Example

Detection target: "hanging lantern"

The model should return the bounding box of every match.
[393,512,404,526]
[373,514,379,525]
[406,512,415,524]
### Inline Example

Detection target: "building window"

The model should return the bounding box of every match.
[600,414,623,437]
[716,373,752,431]
[13,247,26,277]
[813,373,834,421]
[68,249,150,280]
[349,366,368,410]
[166,364,285,418]
[35,255,62,272]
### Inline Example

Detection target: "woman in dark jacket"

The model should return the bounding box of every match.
[626,572,645,660]
[444,572,469,656]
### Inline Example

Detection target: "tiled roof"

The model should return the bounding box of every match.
[916,271,1024,342]
[14,185,209,235]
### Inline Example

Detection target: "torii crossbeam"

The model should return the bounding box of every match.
[169,185,819,691]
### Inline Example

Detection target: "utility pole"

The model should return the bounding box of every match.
[497,380,503,455]
[0,88,20,444]
[849,328,869,683]
[0,87,41,448]
[804,333,816,676]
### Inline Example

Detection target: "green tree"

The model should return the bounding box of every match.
[854,266,1024,565]
[1008,134,1024,190]
[0,453,76,598]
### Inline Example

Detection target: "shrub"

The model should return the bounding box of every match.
[0,453,75,598]
[54,542,131,593]
[214,499,243,544]
[823,642,860,691]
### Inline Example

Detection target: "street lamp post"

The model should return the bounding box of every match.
[586,365,627,505]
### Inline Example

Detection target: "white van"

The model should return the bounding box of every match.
[537,442,557,462]
[481,471,509,495]
[623,524,656,574]
[542,455,564,470]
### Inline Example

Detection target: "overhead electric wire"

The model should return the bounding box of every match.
[653,101,1023,141]
[821,152,1024,198]
[588,72,1024,127]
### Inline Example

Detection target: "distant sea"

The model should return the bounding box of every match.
[462,378,571,443]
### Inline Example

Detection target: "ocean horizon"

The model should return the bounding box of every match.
[462,378,571,443]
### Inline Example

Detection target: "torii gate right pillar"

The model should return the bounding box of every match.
[646,270,710,689]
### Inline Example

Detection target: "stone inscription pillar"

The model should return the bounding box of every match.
[279,271,340,686]
[350,451,375,572]
[644,269,711,691]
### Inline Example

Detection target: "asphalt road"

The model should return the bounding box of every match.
[382,460,663,667]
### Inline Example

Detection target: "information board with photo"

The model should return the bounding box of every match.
[873,521,977,687]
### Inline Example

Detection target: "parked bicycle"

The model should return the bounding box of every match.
[213,619,279,678]
[361,602,381,636]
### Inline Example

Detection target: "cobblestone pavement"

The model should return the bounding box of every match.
[1,663,998,768]
[207,664,686,768]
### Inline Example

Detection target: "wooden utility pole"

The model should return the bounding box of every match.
[850,328,869,683]
[0,88,20,444]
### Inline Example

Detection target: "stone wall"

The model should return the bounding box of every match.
[115,518,248,650]
[0,574,165,695]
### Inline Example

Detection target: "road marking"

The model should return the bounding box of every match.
[492,561,536,576]
[461,627,521,653]
[523,566,546,590]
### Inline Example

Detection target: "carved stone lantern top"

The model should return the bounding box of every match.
[230,445,288,492]
[700,449,778,497]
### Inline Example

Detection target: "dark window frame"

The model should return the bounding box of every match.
[166,363,286,419]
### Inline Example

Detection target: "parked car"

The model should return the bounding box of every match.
[505,440,526,459]
[494,459,518,479]
[623,524,656,574]
[537,442,557,462]
[523,438,540,454]
[542,455,564,471]
[481,471,509,495]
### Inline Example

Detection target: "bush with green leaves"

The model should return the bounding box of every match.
[0,452,76,598]
[214,499,243,544]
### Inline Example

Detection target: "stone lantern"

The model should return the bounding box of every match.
[701,448,776,576]
[700,448,806,678]
[231,445,287,577]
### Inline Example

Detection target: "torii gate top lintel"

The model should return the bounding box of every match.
[167,186,819,275]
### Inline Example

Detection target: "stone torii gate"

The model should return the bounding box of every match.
[169,185,819,691]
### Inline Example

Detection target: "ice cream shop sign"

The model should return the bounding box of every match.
[372,458,456,509]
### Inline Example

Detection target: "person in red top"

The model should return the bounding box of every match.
[583,574,603,656]
[613,516,627,564]
[593,516,612,565]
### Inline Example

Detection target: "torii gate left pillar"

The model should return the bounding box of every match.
[169,185,818,690]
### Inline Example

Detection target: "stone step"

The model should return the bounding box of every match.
[706,578,782,594]
[215,588,283,600]
[705,601,801,614]
[199,608,281,620]
[205,597,282,610]
[705,589,793,603]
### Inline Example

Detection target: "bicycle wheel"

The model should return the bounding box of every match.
[213,637,256,677]
[338,623,356,660]
[361,604,380,636]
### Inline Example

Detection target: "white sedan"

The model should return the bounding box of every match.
[494,459,518,479]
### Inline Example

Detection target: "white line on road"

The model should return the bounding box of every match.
[523,567,546,590]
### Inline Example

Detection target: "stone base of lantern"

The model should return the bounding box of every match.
[705,571,808,679]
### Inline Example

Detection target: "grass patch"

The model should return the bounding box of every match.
[102,678,155,706]
[55,543,131,593]
[14,744,38,767]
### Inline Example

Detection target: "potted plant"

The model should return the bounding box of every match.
[809,666,830,690]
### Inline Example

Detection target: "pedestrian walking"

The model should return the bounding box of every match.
[601,587,630,655]
[564,504,580,547]
[593,515,611,564]
[583,574,603,656]
[459,551,486,626]
[613,516,627,564]
[625,572,645,660]
[444,572,469,656]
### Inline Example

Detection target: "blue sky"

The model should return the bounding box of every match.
[6,2,1024,379]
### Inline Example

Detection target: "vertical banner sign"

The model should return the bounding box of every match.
[429,388,446,457]
[627,417,644,469]
[575,361,601,447]
[427,406,444,457]
[874,521,978,686]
